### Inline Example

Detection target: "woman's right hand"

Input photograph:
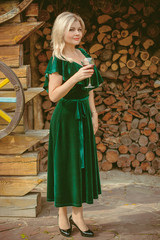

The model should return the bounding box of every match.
[74,65,94,83]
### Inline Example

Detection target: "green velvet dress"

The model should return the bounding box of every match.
[43,48,103,207]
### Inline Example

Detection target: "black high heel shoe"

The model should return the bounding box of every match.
[59,227,72,237]
[69,215,94,237]
[58,215,72,237]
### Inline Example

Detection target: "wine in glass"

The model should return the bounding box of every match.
[82,57,95,88]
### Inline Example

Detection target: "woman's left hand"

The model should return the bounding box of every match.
[92,112,98,135]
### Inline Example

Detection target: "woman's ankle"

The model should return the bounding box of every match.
[58,207,70,229]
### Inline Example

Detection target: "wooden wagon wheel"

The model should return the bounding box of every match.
[0,61,25,139]
[0,0,33,24]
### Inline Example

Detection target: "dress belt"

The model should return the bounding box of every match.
[61,96,89,168]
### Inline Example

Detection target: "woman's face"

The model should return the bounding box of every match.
[64,20,83,46]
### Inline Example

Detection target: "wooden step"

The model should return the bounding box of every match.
[0,45,23,67]
[0,129,49,154]
[0,87,45,111]
[0,173,46,196]
[0,21,44,46]
[0,192,41,217]
[0,65,31,89]
[0,152,40,176]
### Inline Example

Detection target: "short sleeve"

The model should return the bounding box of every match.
[43,56,63,93]
[78,48,103,89]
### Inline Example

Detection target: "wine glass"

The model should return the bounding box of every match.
[82,57,95,88]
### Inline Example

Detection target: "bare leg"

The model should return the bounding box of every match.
[72,206,88,231]
[58,207,70,230]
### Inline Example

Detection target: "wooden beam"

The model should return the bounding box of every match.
[0,22,44,46]
[0,45,23,67]
[0,174,45,196]
[0,125,25,133]
[0,193,41,217]
[0,129,49,155]
[0,152,39,175]
[0,78,29,90]
[0,65,31,89]
[32,172,47,193]
[0,87,44,111]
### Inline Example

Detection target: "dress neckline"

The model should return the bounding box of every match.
[53,48,88,67]
[70,48,87,67]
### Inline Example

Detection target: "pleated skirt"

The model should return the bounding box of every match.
[47,96,101,207]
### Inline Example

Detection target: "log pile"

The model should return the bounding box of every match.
[86,0,160,174]
[32,0,160,174]
[95,79,160,174]
[33,135,49,172]
[86,8,160,83]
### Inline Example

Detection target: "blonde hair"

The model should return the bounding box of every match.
[51,12,85,61]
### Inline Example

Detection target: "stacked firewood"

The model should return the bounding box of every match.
[34,1,160,174]
[95,79,160,174]
[33,135,49,172]
[84,2,160,174]
[32,5,56,131]
[84,7,160,81]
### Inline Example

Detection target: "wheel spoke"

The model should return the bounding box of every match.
[0,97,16,103]
[0,78,10,89]
[0,60,25,139]
[0,109,12,122]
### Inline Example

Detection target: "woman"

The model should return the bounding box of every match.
[43,12,103,237]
